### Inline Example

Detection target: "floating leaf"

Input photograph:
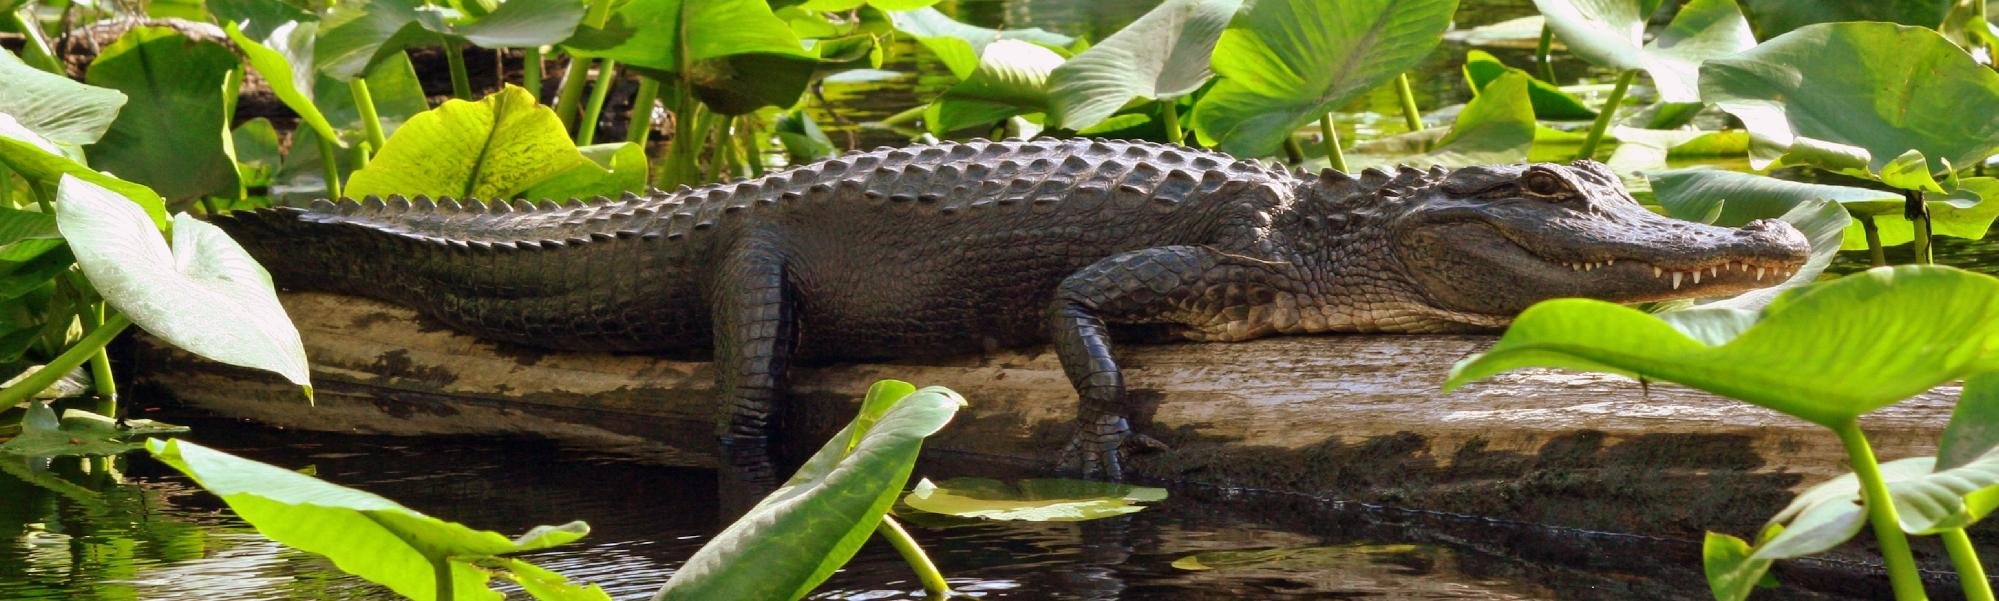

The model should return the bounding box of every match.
[345,85,642,200]
[0,404,187,457]
[1046,0,1241,130]
[1171,544,1429,572]
[82,27,242,205]
[1446,266,1999,428]
[1701,22,1999,175]
[148,438,607,601]
[902,477,1166,522]
[0,48,126,146]
[1534,0,1755,102]
[1190,0,1456,156]
[656,385,965,601]
[54,176,311,389]
[1462,49,1593,120]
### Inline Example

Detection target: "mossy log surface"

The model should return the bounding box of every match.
[129,291,1978,574]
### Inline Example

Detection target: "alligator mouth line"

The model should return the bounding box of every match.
[1546,258,1800,290]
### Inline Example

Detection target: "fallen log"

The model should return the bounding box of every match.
[128,290,1977,580]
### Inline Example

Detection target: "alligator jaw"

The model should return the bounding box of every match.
[1540,256,1805,301]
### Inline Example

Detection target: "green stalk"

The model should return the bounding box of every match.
[876,516,952,597]
[626,76,660,145]
[523,47,544,99]
[734,122,762,178]
[432,557,454,601]
[1393,73,1423,133]
[553,55,594,133]
[443,40,473,100]
[1282,136,1305,165]
[349,79,388,154]
[1576,70,1634,161]
[1318,114,1347,173]
[0,313,131,408]
[660,87,706,187]
[316,134,343,199]
[77,302,116,416]
[1160,99,1184,145]
[1942,528,1994,601]
[1861,214,1887,267]
[704,114,733,183]
[1535,25,1557,83]
[1978,0,1997,73]
[1912,208,1934,265]
[576,60,619,145]
[4,8,62,74]
[880,105,926,128]
[1835,421,1931,601]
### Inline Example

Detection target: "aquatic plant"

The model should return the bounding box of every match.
[1445,265,1999,600]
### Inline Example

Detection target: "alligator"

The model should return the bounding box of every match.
[214,138,1811,481]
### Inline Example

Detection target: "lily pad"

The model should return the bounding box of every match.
[1534,0,1755,103]
[1171,543,1430,572]
[1046,0,1241,130]
[0,403,188,458]
[901,477,1166,522]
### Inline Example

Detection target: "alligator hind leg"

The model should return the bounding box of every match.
[710,241,799,486]
[1050,245,1290,480]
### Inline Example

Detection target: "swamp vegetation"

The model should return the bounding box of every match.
[0,0,1998,598]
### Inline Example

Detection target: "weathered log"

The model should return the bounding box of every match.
[128,291,1978,577]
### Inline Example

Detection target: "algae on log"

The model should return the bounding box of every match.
[128,291,1961,543]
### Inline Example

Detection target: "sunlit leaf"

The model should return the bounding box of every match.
[0,404,186,457]
[923,39,1062,134]
[1651,169,1999,251]
[54,176,310,388]
[1046,0,1241,130]
[346,85,641,200]
[886,7,1074,80]
[318,0,585,80]
[0,115,168,228]
[1534,0,1755,102]
[902,477,1166,522]
[1739,0,1956,40]
[227,21,343,147]
[0,48,126,146]
[1702,530,1775,601]
[1171,544,1429,572]
[82,27,241,204]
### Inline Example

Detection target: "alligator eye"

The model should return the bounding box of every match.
[1524,172,1567,198]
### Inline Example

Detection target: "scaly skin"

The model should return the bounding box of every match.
[215,138,1811,481]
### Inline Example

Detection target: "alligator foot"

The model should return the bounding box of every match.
[1058,414,1169,480]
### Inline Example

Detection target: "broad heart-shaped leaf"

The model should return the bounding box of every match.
[82,26,241,205]
[1534,0,1754,102]
[655,386,965,601]
[1190,0,1456,157]
[924,39,1063,134]
[902,477,1167,522]
[53,176,311,388]
[1701,22,1999,175]
[563,0,809,75]
[887,7,1075,80]
[1462,49,1594,120]
[317,0,585,80]
[0,49,126,146]
[0,115,169,228]
[345,85,640,200]
[1701,530,1780,601]
[1739,0,1955,40]
[0,404,188,457]
[1651,169,1999,251]
[1046,0,1241,130]
[227,21,343,148]
[147,438,600,601]
[1941,373,1999,471]
[1346,70,1537,170]
[1445,265,1999,428]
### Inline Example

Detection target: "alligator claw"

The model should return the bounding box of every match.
[1058,414,1144,481]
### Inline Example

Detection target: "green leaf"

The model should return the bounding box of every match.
[233,118,282,188]
[0,49,126,145]
[1170,544,1429,572]
[887,7,1073,80]
[922,39,1064,134]
[317,0,585,80]
[227,21,343,147]
[148,438,598,601]
[1462,49,1594,120]
[901,477,1166,521]
[1941,373,1999,471]
[346,85,640,200]
[1534,0,1755,102]
[1700,22,1999,175]
[1446,266,1999,428]
[0,115,169,228]
[1739,0,1956,39]
[1046,0,1241,130]
[82,26,242,204]
[0,405,187,457]
[53,176,311,388]
[1420,70,1537,166]
[208,0,316,40]
[1650,169,1999,251]
[1702,531,1775,601]
[0,206,56,247]
[317,52,430,142]
[491,558,612,601]
[1190,0,1457,156]
[564,0,809,74]
[773,110,836,164]
[655,385,965,601]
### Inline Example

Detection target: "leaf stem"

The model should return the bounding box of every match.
[1535,24,1557,82]
[1160,100,1183,145]
[1318,114,1347,173]
[0,313,130,408]
[1577,70,1635,161]
[349,78,387,154]
[1942,528,1994,601]
[627,76,660,145]
[734,120,762,178]
[1860,214,1887,267]
[876,516,952,598]
[576,60,620,145]
[1393,73,1423,133]
[704,114,732,183]
[444,40,473,100]
[1835,421,1930,601]
[3,7,62,74]
[522,47,543,100]
[76,301,118,416]
[432,557,454,601]
[316,133,343,199]
[553,55,594,133]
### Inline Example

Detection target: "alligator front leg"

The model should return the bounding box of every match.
[711,240,799,486]
[1050,245,1290,480]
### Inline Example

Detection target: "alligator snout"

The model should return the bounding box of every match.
[1731,218,1811,263]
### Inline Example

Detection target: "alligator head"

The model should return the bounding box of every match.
[1299,161,1810,330]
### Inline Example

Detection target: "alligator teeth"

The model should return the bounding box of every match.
[1653,266,1663,278]
[1710,266,1719,277]
[1692,270,1702,284]
[1607,258,1615,266]
[1756,267,1766,280]
[1671,272,1683,289]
